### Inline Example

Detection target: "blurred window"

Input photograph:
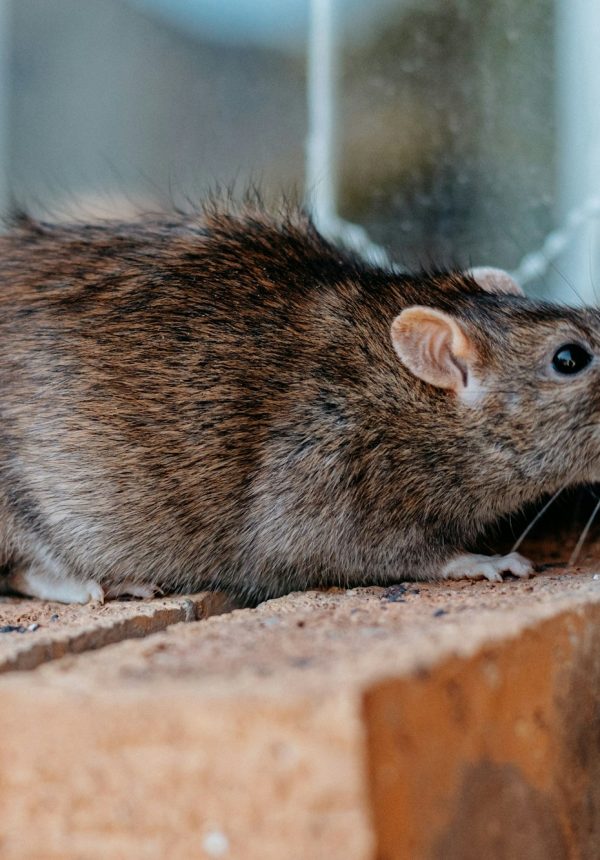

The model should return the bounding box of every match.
[3,0,595,302]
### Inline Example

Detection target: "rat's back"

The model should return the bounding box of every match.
[0,207,407,601]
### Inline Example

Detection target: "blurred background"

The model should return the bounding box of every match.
[1,0,597,302]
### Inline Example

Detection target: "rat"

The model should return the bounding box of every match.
[0,202,597,604]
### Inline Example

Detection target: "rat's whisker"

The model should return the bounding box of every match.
[569,495,600,566]
[511,486,565,552]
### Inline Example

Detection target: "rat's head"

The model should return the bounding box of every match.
[390,268,600,506]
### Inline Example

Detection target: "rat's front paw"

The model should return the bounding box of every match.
[440,551,534,583]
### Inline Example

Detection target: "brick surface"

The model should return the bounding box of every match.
[0,591,231,673]
[0,569,600,858]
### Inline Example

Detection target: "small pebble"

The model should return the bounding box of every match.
[593,574,600,581]
[50,614,59,622]
[384,584,409,602]
[0,622,41,633]
[202,830,229,857]
[433,609,447,618]
[291,657,312,668]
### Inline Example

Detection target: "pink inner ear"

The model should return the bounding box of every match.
[390,306,474,392]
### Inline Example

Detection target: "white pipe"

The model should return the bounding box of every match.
[306,0,337,226]
[305,0,393,266]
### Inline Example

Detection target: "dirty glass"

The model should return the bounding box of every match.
[9,0,307,212]
[3,0,595,303]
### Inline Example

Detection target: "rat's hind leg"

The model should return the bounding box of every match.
[440,551,533,583]
[7,560,105,604]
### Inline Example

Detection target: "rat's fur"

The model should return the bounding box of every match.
[0,204,598,602]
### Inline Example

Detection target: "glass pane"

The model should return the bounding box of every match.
[10,0,307,213]
[336,0,556,297]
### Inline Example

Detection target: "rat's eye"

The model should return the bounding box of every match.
[551,343,593,375]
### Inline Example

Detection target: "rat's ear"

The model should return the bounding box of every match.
[390,306,476,392]
[468,266,523,296]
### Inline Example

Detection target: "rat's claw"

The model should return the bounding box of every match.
[87,581,106,604]
[440,551,534,583]
[499,551,534,578]
[104,581,163,600]
[479,565,503,583]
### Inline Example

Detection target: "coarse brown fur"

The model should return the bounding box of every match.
[0,202,599,602]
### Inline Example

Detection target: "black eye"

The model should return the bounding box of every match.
[551,343,593,375]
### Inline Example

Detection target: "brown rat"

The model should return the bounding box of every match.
[0,203,598,604]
